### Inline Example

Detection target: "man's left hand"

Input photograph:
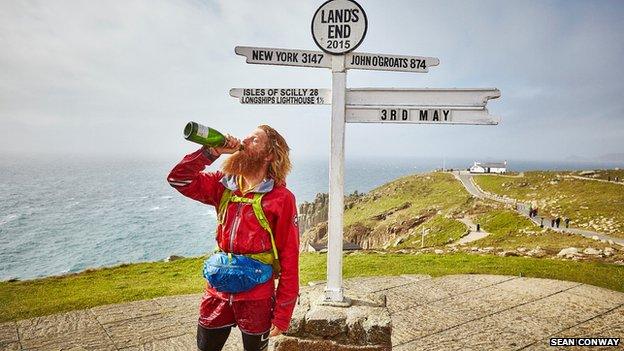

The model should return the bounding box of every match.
[269,325,283,337]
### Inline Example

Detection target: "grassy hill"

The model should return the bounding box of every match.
[302,171,624,258]
[473,172,624,238]
[305,172,477,249]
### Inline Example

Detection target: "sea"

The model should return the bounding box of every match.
[1,154,622,281]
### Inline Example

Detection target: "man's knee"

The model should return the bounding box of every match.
[197,324,231,351]
[241,330,270,351]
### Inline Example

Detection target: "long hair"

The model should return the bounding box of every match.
[258,125,291,186]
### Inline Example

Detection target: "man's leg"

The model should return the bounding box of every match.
[232,297,274,351]
[241,330,270,351]
[196,324,232,351]
[197,291,236,351]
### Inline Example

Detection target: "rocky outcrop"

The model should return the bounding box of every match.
[298,193,328,236]
[345,210,436,250]
[298,192,365,251]
[298,189,438,250]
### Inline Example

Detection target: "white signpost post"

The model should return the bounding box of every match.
[231,0,501,305]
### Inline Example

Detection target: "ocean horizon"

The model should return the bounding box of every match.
[1,153,622,281]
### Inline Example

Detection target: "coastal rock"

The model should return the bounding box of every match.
[165,255,184,262]
[298,193,329,236]
[604,247,615,257]
[557,247,581,259]
[526,246,546,258]
[583,248,601,256]
[498,251,519,257]
[393,237,405,247]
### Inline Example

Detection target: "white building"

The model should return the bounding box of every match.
[470,161,507,174]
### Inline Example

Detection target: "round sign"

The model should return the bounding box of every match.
[311,0,368,55]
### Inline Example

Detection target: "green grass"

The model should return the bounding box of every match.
[473,210,614,254]
[473,171,624,238]
[397,215,467,248]
[1,253,622,322]
[344,172,472,227]
[338,172,474,247]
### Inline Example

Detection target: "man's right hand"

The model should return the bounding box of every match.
[211,134,242,156]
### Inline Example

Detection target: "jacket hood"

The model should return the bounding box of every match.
[219,174,275,194]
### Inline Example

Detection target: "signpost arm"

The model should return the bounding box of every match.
[325,54,346,303]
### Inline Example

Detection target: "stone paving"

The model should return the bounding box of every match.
[1,274,623,350]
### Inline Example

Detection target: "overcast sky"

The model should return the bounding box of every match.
[1,0,623,162]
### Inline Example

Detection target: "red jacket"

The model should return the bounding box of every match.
[167,147,300,331]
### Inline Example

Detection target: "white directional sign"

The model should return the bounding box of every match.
[346,107,500,125]
[235,46,331,69]
[231,0,502,305]
[346,88,501,125]
[229,88,331,105]
[345,52,440,73]
[346,88,501,107]
[311,0,368,54]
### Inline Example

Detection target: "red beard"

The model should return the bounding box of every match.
[221,149,268,178]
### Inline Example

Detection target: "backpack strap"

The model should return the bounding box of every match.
[250,193,279,262]
[216,188,281,274]
[217,188,233,225]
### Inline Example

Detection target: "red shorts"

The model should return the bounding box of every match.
[198,293,274,335]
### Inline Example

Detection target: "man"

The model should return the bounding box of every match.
[167,125,300,351]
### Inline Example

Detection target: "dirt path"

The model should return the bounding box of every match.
[454,217,489,245]
[566,174,624,186]
[451,171,624,247]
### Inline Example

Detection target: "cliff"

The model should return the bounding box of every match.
[297,173,474,251]
[298,191,364,251]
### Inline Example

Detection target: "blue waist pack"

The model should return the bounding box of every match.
[202,252,273,293]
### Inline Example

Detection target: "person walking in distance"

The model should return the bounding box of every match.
[167,125,299,351]
[555,217,561,228]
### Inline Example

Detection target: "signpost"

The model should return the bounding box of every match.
[229,88,331,105]
[346,107,499,125]
[231,0,501,305]
[345,52,439,73]
[311,0,368,54]
[235,46,331,69]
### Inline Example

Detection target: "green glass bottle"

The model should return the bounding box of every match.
[183,122,243,150]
